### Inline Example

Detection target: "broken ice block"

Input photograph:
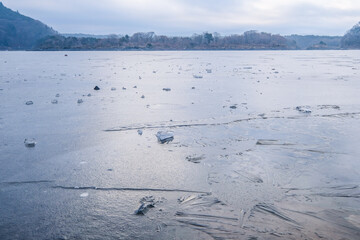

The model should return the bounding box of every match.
[296,106,312,113]
[24,138,36,147]
[156,131,174,144]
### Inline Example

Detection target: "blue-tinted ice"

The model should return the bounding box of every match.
[1,51,360,239]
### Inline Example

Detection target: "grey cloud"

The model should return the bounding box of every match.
[2,0,359,35]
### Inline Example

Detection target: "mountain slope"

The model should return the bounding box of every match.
[0,2,57,49]
[341,22,360,49]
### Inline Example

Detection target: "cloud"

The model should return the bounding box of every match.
[2,0,360,35]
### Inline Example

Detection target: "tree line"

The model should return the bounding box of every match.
[34,31,297,50]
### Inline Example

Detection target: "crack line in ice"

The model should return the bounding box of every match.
[52,186,211,194]
[175,211,239,221]
[252,203,301,226]
[0,180,54,185]
[104,112,360,132]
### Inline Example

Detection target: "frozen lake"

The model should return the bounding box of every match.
[1,50,360,239]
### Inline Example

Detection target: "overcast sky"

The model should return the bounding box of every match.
[2,0,360,36]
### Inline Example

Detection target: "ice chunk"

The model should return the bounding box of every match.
[193,75,203,79]
[135,196,156,215]
[77,99,83,104]
[55,93,60,97]
[206,69,212,73]
[137,130,143,135]
[156,131,174,144]
[51,99,58,104]
[162,88,171,91]
[25,101,33,105]
[135,203,154,215]
[111,87,116,91]
[94,86,100,90]
[24,138,36,147]
[296,106,312,113]
[80,192,89,198]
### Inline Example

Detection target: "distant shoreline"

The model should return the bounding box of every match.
[1,48,357,52]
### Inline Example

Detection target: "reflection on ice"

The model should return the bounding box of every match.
[1,51,360,239]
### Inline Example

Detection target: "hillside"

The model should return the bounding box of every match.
[1,1,358,51]
[0,2,57,49]
[285,35,342,49]
[341,22,360,49]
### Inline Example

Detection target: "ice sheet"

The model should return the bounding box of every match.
[0,50,360,239]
